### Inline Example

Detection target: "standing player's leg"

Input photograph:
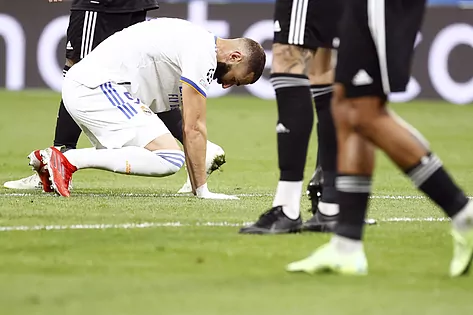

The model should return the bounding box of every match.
[303,48,340,231]
[240,0,316,234]
[53,10,98,150]
[288,0,473,277]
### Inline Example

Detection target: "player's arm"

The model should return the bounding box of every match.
[180,81,208,194]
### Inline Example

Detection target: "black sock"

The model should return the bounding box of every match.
[312,84,337,203]
[315,122,321,169]
[53,99,82,149]
[157,109,183,144]
[270,73,314,181]
[335,175,372,240]
[405,153,469,218]
[53,64,82,149]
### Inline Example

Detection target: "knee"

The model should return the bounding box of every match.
[348,98,385,139]
[156,150,185,175]
[330,86,383,138]
[308,69,334,85]
[308,48,334,85]
[330,84,349,126]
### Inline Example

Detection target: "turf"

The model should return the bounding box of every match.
[1,90,473,314]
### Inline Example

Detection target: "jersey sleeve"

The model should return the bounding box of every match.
[179,41,217,98]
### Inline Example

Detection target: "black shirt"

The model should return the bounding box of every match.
[71,0,159,13]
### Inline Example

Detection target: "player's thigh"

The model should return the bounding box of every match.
[65,10,90,63]
[308,48,334,84]
[66,9,119,62]
[271,44,314,75]
[272,0,341,74]
[62,81,174,149]
[335,0,423,99]
[273,0,341,50]
[144,133,180,152]
[384,0,425,92]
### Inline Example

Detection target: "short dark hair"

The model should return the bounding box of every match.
[243,38,266,84]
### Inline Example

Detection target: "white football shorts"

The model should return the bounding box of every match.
[62,78,171,149]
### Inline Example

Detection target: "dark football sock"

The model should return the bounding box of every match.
[53,65,82,149]
[405,153,469,218]
[335,175,372,240]
[312,84,337,203]
[53,100,82,149]
[270,73,314,181]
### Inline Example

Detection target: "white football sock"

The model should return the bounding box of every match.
[452,201,473,232]
[331,235,363,254]
[272,181,303,220]
[64,147,184,177]
[318,202,340,216]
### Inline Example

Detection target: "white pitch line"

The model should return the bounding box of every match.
[0,221,247,232]
[0,217,450,232]
[2,192,470,200]
[0,192,441,199]
[0,192,271,198]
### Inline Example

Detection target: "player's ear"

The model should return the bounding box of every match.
[229,51,243,63]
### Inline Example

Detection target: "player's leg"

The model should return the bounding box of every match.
[54,10,100,150]
[157,109,184,144]
[304,49,378,231]
[42,79,184,197]
[288,0,416,275]
[303,48,339,231]
[59,133,182,175]
[288,0,473,277]
[240,0,318,234]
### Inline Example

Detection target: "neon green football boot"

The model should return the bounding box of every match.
[450,228,473,277]
[286,242,368,276]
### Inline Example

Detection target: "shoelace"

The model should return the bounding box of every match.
[257,207,282,226]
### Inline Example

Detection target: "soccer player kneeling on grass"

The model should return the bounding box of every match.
[30,18,266,199]
[287,0,473,277]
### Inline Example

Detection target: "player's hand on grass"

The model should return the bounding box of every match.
[195,183,239,200]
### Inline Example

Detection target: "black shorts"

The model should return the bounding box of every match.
[65,10,147,64]
[273,0,342,50]
[335,0,426,98]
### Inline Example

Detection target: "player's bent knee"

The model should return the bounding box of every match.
[154,149,185,176]
[145,133,180,152]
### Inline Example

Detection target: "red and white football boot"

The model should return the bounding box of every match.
[28,150,54,193]
[41,147,77,197]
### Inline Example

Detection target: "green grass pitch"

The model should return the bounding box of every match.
[1,90,473,314]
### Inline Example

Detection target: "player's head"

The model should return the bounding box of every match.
[215,38,266,89]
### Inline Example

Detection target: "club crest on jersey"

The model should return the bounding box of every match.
[206,68,215,84]
[140,106,153,116]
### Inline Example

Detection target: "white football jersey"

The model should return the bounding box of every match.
[66,18,217,113]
